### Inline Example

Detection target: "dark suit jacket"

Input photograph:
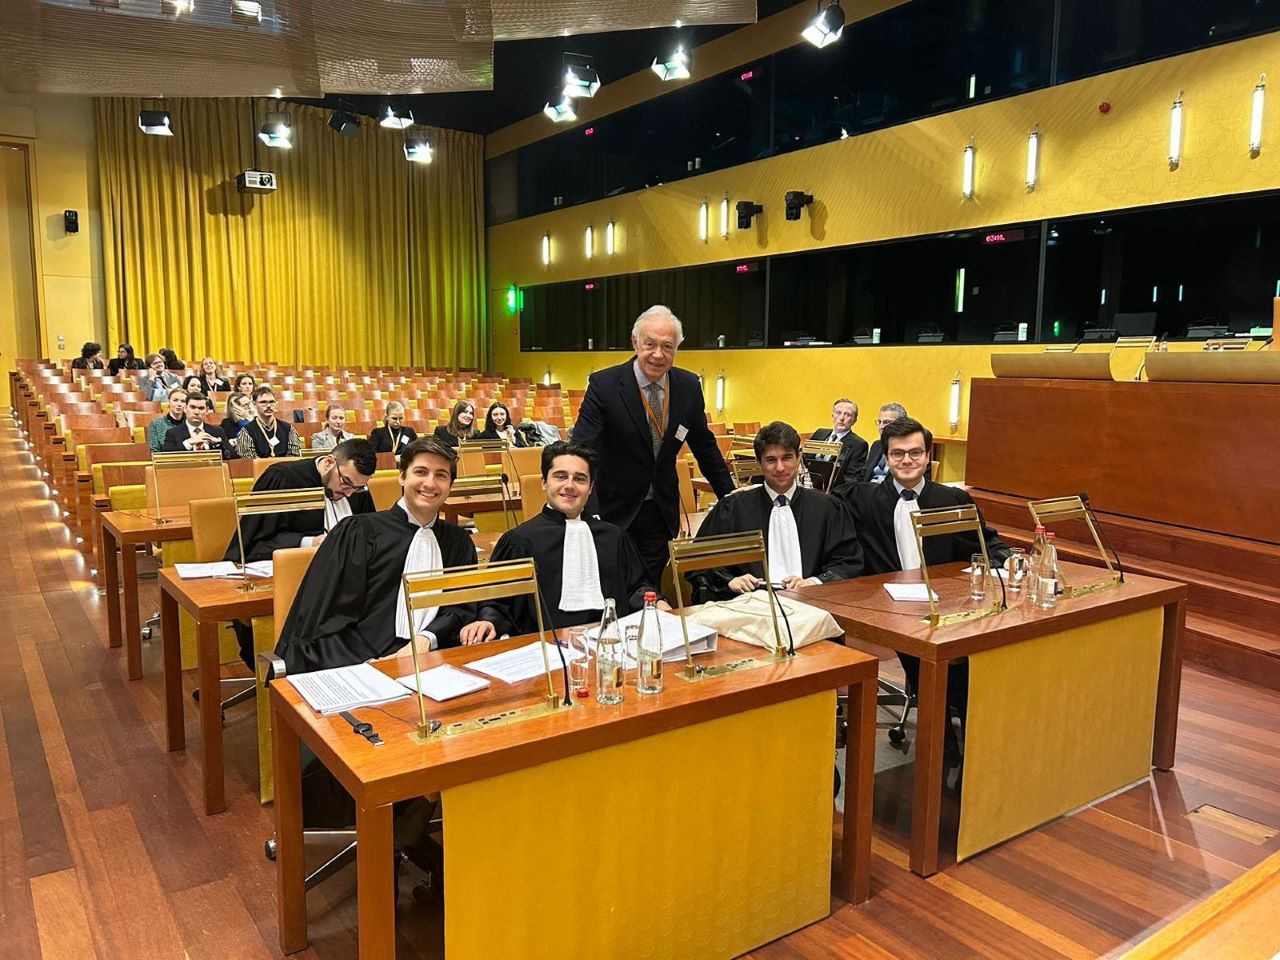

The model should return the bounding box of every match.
[573,358,734,535]
[369,425,419,454]
[810,428,870,481]
[839,479,1009,575]
[161,421,238,460]
[196,375,231,394]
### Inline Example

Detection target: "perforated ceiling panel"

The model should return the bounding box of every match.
[0,0,756,95]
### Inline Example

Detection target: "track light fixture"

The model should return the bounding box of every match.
[230,0,261,24]
[784,190,814,221]
[736,200,763,230]
[328,104,361,138]
[652,47,691,82]
[562,54,601,99]
[380,105,414,129]
[138,109,174,136]
[403,135,432,164]
[802,0,845,48]
[258,111,292,149]
[542,97,577,123]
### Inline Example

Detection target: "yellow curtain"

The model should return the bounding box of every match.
[96,97,485,369]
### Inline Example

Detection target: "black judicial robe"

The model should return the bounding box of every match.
[369,425,418,455]
[809,428,870,480]
[223,458,375,563]
[275,506,478,675]
[690,485,864,602]
[838,479,1010,575]
[161,421,238,460]
[478,506,653,635]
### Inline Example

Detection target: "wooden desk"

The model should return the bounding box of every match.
[793,562,1186,877]
[438,491,521,525]
[271,636,878,959]
[159,569,273,815]
[99,507,193,680]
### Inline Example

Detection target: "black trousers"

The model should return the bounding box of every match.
[626,499,674,593]
[897,653,970,719]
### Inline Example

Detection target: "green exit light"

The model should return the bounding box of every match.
[1052,320,1062,338]
[505,285,517,314]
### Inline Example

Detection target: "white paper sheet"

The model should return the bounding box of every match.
[174,560,273,580]
[287,663,410,715]
[584,610,718,663]
[466,641,585,685]
[883,583,939,603]
[396,664,490,701]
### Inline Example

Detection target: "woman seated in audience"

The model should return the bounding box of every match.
[196,356,231,394]
[138,354,181,400]
[433,399,475,449]
[232,373,256,396]
[310,405,356,451]
[181,374,205,398]
[158,347,185,372]
[369,401,418,454]
[475,401,527,447]
[219,394,254,444]
[70,341,104,370]
[107,343,142,375]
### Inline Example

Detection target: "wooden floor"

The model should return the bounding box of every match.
[3,416,1280,960]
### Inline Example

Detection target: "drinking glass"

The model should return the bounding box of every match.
[969,553,988,602]
[566,625,591,699]
[1006,548,1029,595]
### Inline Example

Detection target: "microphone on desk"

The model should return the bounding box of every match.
[1078,491,1126,583]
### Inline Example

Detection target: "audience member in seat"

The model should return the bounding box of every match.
[219,394,254,445]
[860,402,909,484]
[369,401,418,454]
[233,386,302,459]
[809,398,869,482]
[161,392,237,459]
[475,401,527,447]
[309,405,355,452]
[181,374,204,398]
[70,341,105,370]
[146,387,188,452]
[232,373,256,396]
[138,354,181,401]
[195,356,231,394]
[839,415,1009,742]
[158,347,185,372]
[432,399,475,449]
[108,343,143,375]
[691,421,862,601]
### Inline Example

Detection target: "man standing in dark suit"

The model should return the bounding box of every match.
[573,304,735,584]
[161,393,238,459]
[839,415,1009,736]
[809,398,869,485]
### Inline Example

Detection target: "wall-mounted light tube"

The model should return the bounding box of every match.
[954,267,966,313]
[715,372,725,413]
[720,195,730,239]
[1026,127,1040,191]
[1169,92,1184,169]
[962,138,976,199]
[541,233,550,266]
[948,372,962,430]
[698,201,709,242]
[584,225,593,259]
[1251,74,1266,156]
[543,368,552,387]
[605,220,615,255]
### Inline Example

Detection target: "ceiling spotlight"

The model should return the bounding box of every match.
[802,0,845,48]
[543,97,577,123]
[736,200,763,230]
[161,0,193,13]
[403,136,433,164]
[562,57,601,99]
[380,105,414,129]
[137,109,173,136]
[328,108,361,138]
[230,0,261,24]
[652,48,691,82]
[258,111,292,149]
[784,190,814,221]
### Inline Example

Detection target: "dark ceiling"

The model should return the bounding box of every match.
[290,0,798,135]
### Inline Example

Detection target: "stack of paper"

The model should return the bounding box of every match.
[396,664,490,702]
[883,583,939,603]
[467,641,585,685]
[174,560,273,580]
[287,663,410,715]
[585,610,718,664]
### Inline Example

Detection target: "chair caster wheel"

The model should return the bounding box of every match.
[888,727,906,744]
[264,838,278,861]
[411,876,439,903]
[192,689,200,703]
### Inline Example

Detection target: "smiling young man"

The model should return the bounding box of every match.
[460,441,659,643]
[691,421,863,602]
[274,437,479,674]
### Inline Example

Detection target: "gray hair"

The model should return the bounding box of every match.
[631,305,685,346]
[879,402,908,419]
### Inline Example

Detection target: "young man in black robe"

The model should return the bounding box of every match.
[838,415,1010,744]
[690,421,863,602]
[459,440,659,642]
[223,438,377,667]
[274,436,479,674]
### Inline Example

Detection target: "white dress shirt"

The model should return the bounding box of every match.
[892,478,927,571]
[559,516,606,611]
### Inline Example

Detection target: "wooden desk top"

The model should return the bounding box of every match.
[157,568,275,621]
[271,634,876,808]
[792,562,1186,663]
[99,507,193,542]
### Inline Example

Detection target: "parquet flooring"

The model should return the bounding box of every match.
[1,416,1278,959]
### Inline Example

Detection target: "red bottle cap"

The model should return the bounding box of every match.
[644,591,658,602]
[1046,532,1057,539]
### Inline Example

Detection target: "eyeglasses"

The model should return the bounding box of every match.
[638,338,676,355]
[875,418,897,428]
[334,465,368,494]
[887,448,928,462]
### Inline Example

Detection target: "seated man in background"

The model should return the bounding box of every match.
[369,401,418,455]
[138,353,181,402]
[809,398,869,484]
[275,437,478,673]
[161,391,237,459]
[224,438,378,667]
[459,441,659,643]
[234,386,302,459]
[146,387,188,453]
[860,402,909,483]
[839,415,1009,745]
[691,421,862,602]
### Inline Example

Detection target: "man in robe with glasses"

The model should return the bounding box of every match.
[222,438,377,668]
[572,305,735,586]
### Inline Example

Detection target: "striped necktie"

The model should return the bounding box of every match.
[644,381,664,456]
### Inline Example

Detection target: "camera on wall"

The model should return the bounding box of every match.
[736,200,763,230]
[784,191,814,221]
